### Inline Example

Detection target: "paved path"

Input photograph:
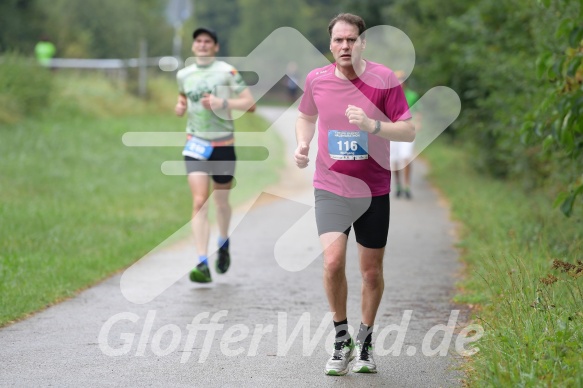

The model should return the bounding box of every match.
[0,106,465,387]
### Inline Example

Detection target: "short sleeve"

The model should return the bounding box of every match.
[298,74,318,116]
[384,72,411,122]
[228,67,247,95]
[177,72,185,94]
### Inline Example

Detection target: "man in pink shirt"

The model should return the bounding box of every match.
[294,13,415,375]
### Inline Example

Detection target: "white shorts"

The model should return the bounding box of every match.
[390,141,414,164]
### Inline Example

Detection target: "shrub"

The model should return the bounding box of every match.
[0,52,53,123]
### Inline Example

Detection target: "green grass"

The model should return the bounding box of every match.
[0,72,284,326]
[423,139,583,387]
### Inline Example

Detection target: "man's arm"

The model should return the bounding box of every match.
[201,88,256,113]
[294,112,317,169]
[228,88,256,112]
[345,105,415,142]
[175,93,187,117]
[371,119,415,142]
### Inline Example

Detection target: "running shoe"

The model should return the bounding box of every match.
[189,261,212,283]
[215,247,231,274]
[325,338,355,376]
[352,341,377,373]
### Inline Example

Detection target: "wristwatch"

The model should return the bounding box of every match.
[372,120,381,134]
[222,98,229,109]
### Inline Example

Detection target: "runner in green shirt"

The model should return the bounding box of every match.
[175,27,256,283]
[34,36,56,67]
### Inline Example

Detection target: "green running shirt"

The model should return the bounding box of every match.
[177,60,247,140]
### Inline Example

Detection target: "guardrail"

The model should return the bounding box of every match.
[47,56,179,69]
[43,56,182,97]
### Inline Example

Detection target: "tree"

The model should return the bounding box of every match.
[527,0,583,216]
[0,0,44,53]
[190,0,241,57]
[33,0,172,58]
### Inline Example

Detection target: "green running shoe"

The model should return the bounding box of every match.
[352,342,377,373]
[189,262,212,283]
[325,338,355,376]
[215,247,231,274]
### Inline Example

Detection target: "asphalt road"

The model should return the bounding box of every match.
[0,106,467,387]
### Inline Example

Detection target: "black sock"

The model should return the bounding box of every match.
[333,318,349,342]
[356,322,373,345]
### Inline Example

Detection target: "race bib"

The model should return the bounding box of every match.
[328,130,369,160]
[183,136,214,160]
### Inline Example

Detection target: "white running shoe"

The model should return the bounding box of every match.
[352,342,377,373]
[324,338,355,376]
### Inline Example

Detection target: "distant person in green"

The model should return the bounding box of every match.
[175,27,256,283]
[390,70,420,199]
[35,36,56,67]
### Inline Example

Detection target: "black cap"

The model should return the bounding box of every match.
[192,28,218,43]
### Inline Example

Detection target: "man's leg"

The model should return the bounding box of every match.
[351,244,384,373]
[358,244,385,327]
[212,179,233,274]
[187,172,212,282]
[320,232,354,376]
[390,142,402,197]
[403,160,412,188]
[400,140,414,199]
[391,161,402,197]
[188,172,211,256]
[314,189,358,375]
[320,232,349,323]
[212,180,232,241]
[351,193,389,374]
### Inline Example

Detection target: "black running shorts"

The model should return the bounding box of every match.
[184,146,236,184]
[314,189,390,249]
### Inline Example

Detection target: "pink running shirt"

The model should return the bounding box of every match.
[299,61,411,198]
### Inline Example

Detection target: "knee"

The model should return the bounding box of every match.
[362,267,383,287]
[192,196,209,213]
[324,257,345,278]
[214,196,230,211]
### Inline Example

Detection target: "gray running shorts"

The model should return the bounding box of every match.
[314,189,390,249]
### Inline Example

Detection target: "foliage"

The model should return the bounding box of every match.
[0,0,44,53]
[526,0,583,216]
[345,0,582,215]
[227,0,341,56]
[425,140,583,386]
[40,0,173,58]
[0,53,53,123]
[187,0,241,57]
[0,0,173,58]
[0,0,349,60]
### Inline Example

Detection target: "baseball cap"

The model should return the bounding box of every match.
[192,27,218,43]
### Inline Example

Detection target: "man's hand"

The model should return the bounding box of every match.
[345,105,374,132]
[294,142,310,169]
[200,93,223,110]
[175,99,187,116]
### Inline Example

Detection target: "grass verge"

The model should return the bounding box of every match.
[0,72,284,326]
[423,139,583,387]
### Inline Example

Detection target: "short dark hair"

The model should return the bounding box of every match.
[328,13,366,39]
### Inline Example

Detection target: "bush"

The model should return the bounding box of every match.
[0,53,53,123]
